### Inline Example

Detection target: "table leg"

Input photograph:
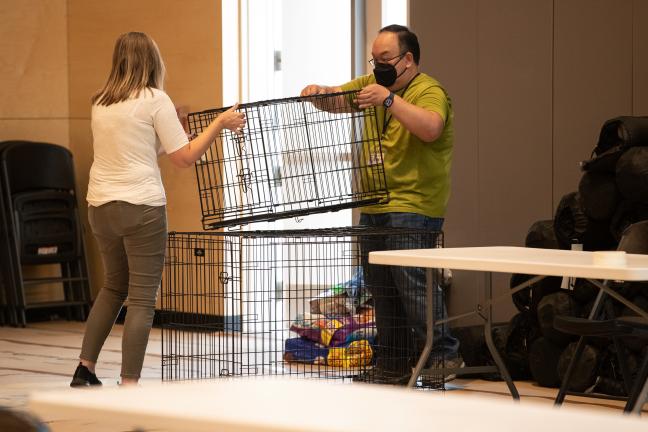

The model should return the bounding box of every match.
[408,268,436,388]
[588,279,648,320]
[482,272,519,400]
[630,371,648,415]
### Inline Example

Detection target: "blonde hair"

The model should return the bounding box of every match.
[92,32,166,106]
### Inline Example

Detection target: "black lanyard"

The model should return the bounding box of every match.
[381,73,420,137]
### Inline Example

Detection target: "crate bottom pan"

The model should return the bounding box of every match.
[203,196,385,229]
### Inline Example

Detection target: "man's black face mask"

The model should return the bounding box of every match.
[373,54,406,87]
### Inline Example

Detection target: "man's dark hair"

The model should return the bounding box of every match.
[379,24,420,65]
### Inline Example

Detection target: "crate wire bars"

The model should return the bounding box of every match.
[187,91,389,229]
[164,92,445,389]
[161,227,445,389]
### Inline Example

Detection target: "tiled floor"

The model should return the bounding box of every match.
[0,321,645,431]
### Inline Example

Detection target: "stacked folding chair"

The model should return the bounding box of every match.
[0,141,91,326]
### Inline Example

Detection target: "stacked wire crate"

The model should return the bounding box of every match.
[160,92,445,388]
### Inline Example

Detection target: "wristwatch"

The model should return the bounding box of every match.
[383,92,395,108]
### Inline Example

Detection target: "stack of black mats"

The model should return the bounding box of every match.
[504,117,648,393]
[579,116,648,243]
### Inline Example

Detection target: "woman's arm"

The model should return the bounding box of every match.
[168,104,246,168]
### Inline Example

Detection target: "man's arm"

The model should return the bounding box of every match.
[300,84,357,113]
[354,84,445,142]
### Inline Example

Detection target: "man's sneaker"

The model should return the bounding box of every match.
[420,356,465,384]
[353,367,411,386]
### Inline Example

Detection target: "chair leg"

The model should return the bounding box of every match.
[613,337,634,396]
[555,285,607,406]
[625,349,648,414]
[555,336,587,404]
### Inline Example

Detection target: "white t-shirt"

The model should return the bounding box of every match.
[87,88,188,207]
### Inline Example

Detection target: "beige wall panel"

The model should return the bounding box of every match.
[0,119,69,147]
[68,0,222,118]
[553,0,633,207]
[410,0,646,327]
[0,0,68,118]
[410,0,483,325]
[159,158,205,232]
[67,0,223,296]
[365,0,382,65]
[477,0,553,322]
[0,0,69,304]
[68,119,102,296]
[67,120,93,205]
[478,0,553,246]
[633,0,648,115]
[410,0,479,249]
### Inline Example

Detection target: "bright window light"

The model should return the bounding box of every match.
[222,0,239,106]
[381,0,408,28]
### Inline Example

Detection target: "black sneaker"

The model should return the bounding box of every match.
[424,356,465,383]
[70,363,102,387]
[353,367,411,386]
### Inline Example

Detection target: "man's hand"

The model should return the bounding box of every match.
[300,85,334,96]
[355,84,391,109]
[299,84,355,113]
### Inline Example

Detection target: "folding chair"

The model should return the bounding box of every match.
[554,220,648,414]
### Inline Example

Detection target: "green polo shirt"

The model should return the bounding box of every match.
[341,72,453,218]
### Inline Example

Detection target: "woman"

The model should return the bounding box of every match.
[70,32,245,386]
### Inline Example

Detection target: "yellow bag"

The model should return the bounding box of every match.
[327,340,373,368]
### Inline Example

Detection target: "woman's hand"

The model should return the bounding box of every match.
[168,103,246,168]
[175,105,190,132]
[218,103,246,133]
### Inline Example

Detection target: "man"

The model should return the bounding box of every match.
[301,24,460,384]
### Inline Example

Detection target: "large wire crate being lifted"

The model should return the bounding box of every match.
[160,227,444,389]
[187,91,388,229]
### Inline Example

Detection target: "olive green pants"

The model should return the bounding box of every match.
[80,201,167,379]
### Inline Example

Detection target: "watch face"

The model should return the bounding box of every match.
[383,95,394,108]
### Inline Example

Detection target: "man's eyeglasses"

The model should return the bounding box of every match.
[368,52,406,67]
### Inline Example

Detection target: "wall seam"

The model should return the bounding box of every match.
[66,0,72,150]
[476,0,481,245]
[632,0,635,115]
[551,0,555,217]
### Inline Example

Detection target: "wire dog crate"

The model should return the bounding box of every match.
[161,227,445,389]
[187,91,388,229]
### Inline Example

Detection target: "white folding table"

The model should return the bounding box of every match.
[28,378,648,431]
[369,246,648,397]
